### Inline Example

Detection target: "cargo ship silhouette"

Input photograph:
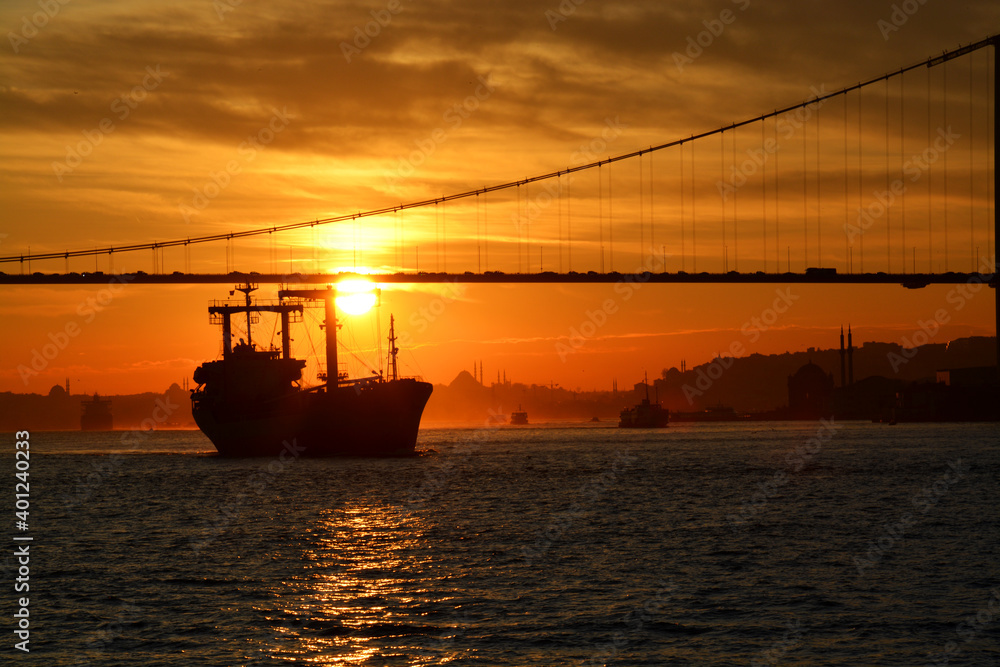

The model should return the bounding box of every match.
[191,283,432,456]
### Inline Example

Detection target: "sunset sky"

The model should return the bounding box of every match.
[0,0,997,396]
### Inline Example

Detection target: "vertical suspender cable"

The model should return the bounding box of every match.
[691,141,697,273]
[803,110,808,269]
[944,60,950,271]
[844,92,850,273]
[732,128,738,271]
[649,150,655,265]
[680,143,686,271]
[558,176,563,273]
[970,52,975,271]
[608,162,613,272]
[721,132,727,270]
[885,77,891,272]
[525,183,529,272]
[598,165,604,273]
[859,88,864,274]
[640,151,644,265]
[762,120,767,273]
[817,98,822,268]
[774,114,779,272]
[928,64,933,272]
[901,72,906,273]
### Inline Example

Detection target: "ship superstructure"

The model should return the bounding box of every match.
[618,373,669,428]
[80,393,113,430]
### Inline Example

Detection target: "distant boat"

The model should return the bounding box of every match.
[510,404,529,425]
[191,284,432,456]
[80,393,113,431]
[590,416,601,422]
[618,373,669,428]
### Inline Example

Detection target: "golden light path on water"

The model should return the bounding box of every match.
[270,502,444,664]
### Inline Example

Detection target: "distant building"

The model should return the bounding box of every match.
[787,362,833,419]
[891,366,999,422]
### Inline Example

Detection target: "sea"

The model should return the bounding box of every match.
[4,421,999,666]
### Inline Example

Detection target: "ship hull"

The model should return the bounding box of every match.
[193,378,432,457]
[618,403,669,428]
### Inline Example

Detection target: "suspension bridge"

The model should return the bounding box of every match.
[2,37,998,348]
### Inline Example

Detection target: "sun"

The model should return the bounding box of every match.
[335,280,378,315]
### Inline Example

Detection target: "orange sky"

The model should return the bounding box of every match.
[0,1,997,395]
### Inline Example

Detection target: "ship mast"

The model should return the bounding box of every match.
[279,285,339,389]
[388,315,399,381]
[235,283,257,349]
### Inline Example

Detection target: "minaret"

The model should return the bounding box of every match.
[848,325,855,386]
[839,326,846,388]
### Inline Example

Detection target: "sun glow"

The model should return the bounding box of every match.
[335,280,378,315]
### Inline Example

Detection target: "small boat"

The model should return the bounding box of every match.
[510,405,529,425]
[618,373,669,428]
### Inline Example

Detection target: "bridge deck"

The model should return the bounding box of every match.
[0,271,995,287]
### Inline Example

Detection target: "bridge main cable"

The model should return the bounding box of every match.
[3,35,995,267]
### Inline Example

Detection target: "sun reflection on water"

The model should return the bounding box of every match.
[257,501,445,665]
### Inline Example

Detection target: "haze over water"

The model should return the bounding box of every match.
[14,421,999,665]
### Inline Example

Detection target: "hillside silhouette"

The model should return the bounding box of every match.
[2,336,994,429]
